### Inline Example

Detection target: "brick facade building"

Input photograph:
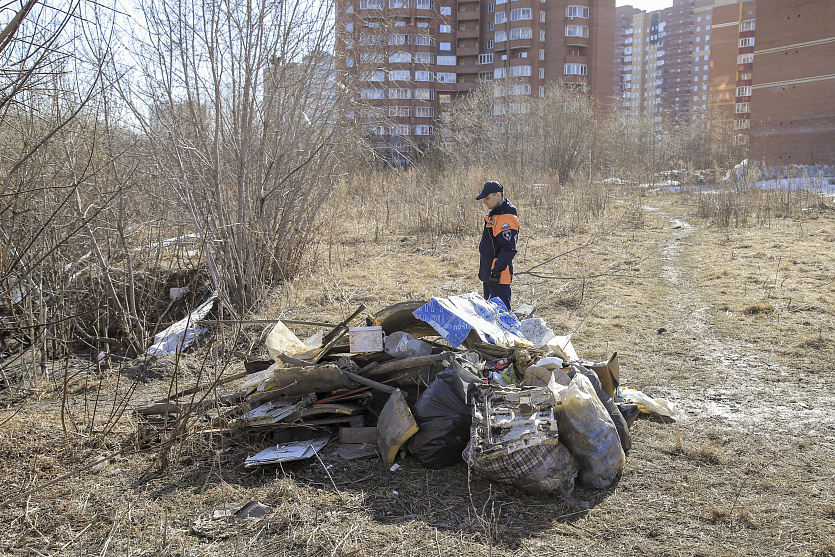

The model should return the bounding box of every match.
[335,0,614,163]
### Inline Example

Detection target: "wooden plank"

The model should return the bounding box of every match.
[339,427,378,444]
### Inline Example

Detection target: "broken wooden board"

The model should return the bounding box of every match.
[340,427,378,444]
[283,403,364,423]
[336,443,379,460]
[376,389,418,466]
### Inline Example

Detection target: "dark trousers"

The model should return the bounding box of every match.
[483,282,512,312]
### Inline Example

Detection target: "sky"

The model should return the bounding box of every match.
[615,0,673,11]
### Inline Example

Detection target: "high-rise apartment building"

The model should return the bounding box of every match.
[335,0,614,163]
[616,0,834,166]
[748,0,835,165]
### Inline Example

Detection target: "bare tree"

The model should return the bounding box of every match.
[120,0,349,315]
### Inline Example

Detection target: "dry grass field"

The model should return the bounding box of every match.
[1,181,834,556]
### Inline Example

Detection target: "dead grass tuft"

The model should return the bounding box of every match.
[742,302,775,316]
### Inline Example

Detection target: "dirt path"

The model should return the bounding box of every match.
[646,203,835,442]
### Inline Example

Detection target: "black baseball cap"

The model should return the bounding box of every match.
[475,181,503,200]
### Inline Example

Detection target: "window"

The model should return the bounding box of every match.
[564,63,587,75]
[493,67,506,78]
[346,57,355,67]
[389,33,410,45]
[390,124,410,135]
[495,12,507,23]
[736,85,751,96]
[478,70,493,81]
[487,39,494,48]
[740,19,755,31]
[539,85,545,97]
[414,125,433,136]
[509,64,531,77]
[415,106,434,117]
[361,52,383,63]
[540,11,545,22]
[538,67,544,79]
[539,48,545,60]
[360,88,385,99]
[437,55,456,65]
[389,0,409,7]
[389,88,411,99]
[416,0,432,8]
[488,3,494,11]
[389,69,410,81]
[440,24,452,33]
[365,70,386,81]
[510,83,530,95]
[737,53,753,64]
[510,27,532,40]
[414,88,434,100]
[360,34,382,46]
[488,21,494,30]
[703,64,708,71]
[705,34,710,42]
[510,8,532,21]
[439,41,451,50]
[394,20,406,26]
[439,93,452,103]
[739,71,752,80]
[439,5,451,14]
[436,72,456,83]
[414,34,435,46]
[389,52,410,63]
[414,52,433,64]
[346,5,354,13]
[345,22,353,32]
[415,70,433,81]
[734,119,750,129]
[565,24,589,38]
[739,37,754,48]
[735,102,750,113]
[495,30,507,42]
[479,53,494,64]
[519,51,527,58]
[359,0,383,8]
[565,5,589,18]
[389,106,410,117]
[540,30,545,41]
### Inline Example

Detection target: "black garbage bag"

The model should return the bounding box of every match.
[569,364,632,453]
[618,403,640,428]
[408,356,482,469]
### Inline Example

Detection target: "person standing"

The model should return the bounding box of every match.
[475,181,518,311]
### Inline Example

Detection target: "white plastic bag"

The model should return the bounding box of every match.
[384,331,432,358]
[558,373,625,489]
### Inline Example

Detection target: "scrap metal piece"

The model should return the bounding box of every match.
[469,384,559,458]
[244,432,331,467]
[236,393,316,427]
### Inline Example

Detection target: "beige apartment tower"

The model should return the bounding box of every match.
[336,0,614,163]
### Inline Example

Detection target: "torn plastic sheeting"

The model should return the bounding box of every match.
[244,432,331,467]
[412,293,530,348]
[616,386,678,420]
[145,295,216,355]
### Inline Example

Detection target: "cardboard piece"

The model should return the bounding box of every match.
[589,352,619,399]
[376,389,419,466]
[265,321,309,360]
[340,427,378,444]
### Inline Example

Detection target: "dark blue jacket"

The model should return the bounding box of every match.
[478,198,519,284]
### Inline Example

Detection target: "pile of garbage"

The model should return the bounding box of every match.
[138,293,676,496]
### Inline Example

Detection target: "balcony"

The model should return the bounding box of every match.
[457,27,479,39]
[457,7,480,20]
[565,36,589,47]
[508,38,532,50]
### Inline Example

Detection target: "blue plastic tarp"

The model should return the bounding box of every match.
[412,293,529,348]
